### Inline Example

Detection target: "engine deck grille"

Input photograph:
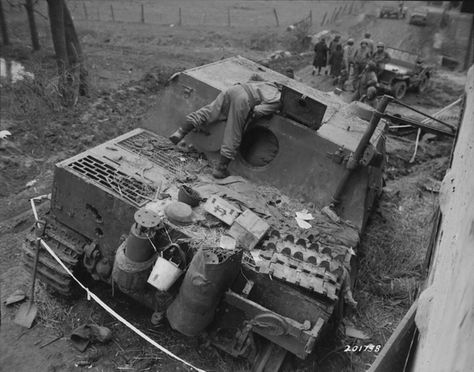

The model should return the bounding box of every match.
[68,155,155,207]
[116,131,180,174]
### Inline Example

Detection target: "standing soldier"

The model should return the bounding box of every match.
[364,32,375,55]
[354,39,372,76]
[343,38,356,77]
[372,42,391,74]
[312,38,329,76]
[328,35,341,76]
[329,44,344,79]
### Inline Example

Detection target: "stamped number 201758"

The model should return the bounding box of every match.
[344,344,382,353]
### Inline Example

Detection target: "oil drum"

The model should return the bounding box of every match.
[112,241,156,294]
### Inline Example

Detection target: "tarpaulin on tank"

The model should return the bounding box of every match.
[166,247,242,336]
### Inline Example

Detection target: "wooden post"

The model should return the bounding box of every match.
[464,14,474,70]
[330,7,337,23]
[309,9,312,27]
[83,2,88,20]
[25,0,40,51]
[0,0,10,46]
[178,7,182,26]
[320,11,327,27]
[342,3,348,15]
[141,3,144,23]
[110,5,115,22]
[349,2,354,15]
[227,8,231,27]
[335,6,342,21]
[273,8,279,27]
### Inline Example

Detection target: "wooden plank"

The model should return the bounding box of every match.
[368,300,417,372]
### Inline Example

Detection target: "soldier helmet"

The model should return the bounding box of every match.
[347,38,354,45]
[360,38,369,46]
[367,86,377,100]
[377,42,385,48]
[364,32,371,38]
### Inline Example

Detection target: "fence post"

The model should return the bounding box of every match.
[83,2,88,20]
[321,11,327,27]
[330,7,337,23]
[273,8,279,27]
[309,9,312,27]
[110,5,115,22]
[178,7,182,26]
[141,4,144,23]
[227,8,231,27]
[335,6,342,21]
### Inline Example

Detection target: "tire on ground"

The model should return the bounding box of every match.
[392,80,408,100]
[417,76,430,93]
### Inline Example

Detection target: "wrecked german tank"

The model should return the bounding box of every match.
[23,56,388,370]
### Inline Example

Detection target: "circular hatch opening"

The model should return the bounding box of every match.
[240,127,279,167]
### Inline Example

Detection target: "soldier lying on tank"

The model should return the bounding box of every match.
[169,74,281,179]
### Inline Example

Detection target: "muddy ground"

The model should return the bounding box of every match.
[0,1,466,371]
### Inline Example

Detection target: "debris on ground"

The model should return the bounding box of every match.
[70,324,113,352]
[4,289,26,306]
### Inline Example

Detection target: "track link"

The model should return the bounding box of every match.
[21,216,87,296]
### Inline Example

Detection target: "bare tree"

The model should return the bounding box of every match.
[0,0,10,45]
[47,0,88,105]
[24,0,39,50]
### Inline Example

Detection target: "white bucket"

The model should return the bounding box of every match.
[147,256,183,291]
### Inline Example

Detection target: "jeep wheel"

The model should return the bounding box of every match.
[417,77,430,93]
[392,81,407,99]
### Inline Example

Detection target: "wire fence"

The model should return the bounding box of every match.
[65,0,363,30]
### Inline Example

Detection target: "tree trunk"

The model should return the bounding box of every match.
[25,0,40,51]
[63,3,88,96]
[47,0,87,105]
[47,0,68,74]
[0,0,10,46]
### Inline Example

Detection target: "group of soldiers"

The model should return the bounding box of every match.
[312,32,392,105]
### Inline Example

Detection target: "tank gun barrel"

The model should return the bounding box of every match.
[331,95,392,206]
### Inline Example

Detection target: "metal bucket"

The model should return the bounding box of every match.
[147,245,185,291]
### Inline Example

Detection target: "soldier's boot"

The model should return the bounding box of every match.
[169,122,195,145]
[212,155,231,179]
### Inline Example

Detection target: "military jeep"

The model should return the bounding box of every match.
[378,47,432,99]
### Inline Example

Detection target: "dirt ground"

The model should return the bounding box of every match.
[0,1,466,371]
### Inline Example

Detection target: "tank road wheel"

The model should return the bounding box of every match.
[392,81,408,100]
[417,76,430,93]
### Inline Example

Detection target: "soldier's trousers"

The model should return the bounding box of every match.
[186,85,252,159]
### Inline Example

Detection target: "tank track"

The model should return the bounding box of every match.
[244,230,354,302]
[21,216,87,296]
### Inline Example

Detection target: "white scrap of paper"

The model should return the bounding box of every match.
[295,210,314,221]
[250,251,262,264]
[219,235,237,250]
[295,209,314,229]
[0,130,12,139]
[295,218,312,229]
